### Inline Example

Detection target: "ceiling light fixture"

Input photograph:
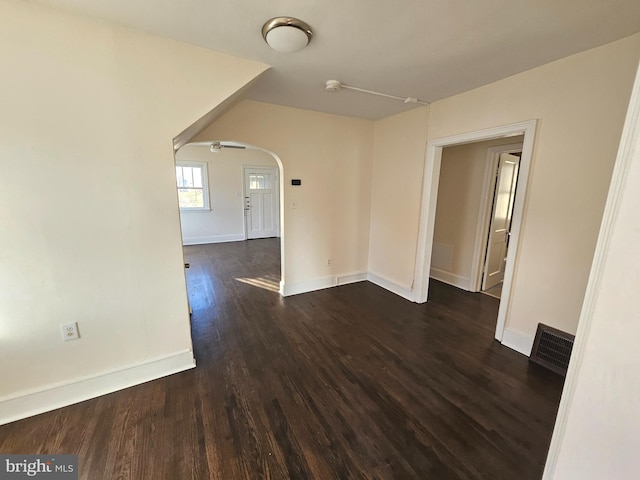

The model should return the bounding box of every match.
[262,17,313,53]
[325,80,429,105]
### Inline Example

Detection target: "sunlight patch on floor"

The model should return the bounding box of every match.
[235,275,280,293]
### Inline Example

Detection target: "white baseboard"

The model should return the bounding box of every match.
[501,328,534,357]
[281,276,336,296]
[429,267,472,291]
[281,271,416,301]
[281,271,368,297]
[182,234,245,246]
[337,272,368,286]
[367,273,416,302]
[0,350,196,426]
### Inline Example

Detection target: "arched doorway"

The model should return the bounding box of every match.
[175,140,286,293]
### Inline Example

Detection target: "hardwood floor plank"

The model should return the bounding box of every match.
[0,238,563,479]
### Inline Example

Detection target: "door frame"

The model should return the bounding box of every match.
[412,119,537,342]
[472,144,523,292]
[242,165,280,240]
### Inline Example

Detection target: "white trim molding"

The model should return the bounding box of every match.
[412,120,538,346]
[182,233,245,246]
[281,271,368,296]
[337,272,369,286]
[501,328,534,357]
[429,268,471,291]
[280,271,413,300]
[281,276,334,296]
[0,350,196,426]
[366,273,415,302]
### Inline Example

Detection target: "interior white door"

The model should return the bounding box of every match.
[244,167,279,239]
[482,153,520,290]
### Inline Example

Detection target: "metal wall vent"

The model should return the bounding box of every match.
[529,323,575,376]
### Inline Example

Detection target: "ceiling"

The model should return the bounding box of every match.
[31,0,640,120]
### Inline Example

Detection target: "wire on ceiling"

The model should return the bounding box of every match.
[325,80,428,105]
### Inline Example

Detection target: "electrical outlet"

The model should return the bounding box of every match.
[327,258,332,266]
[61,322,80,341]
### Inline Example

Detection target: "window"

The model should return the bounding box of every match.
[249,173,272,190]
[176,162,209,211]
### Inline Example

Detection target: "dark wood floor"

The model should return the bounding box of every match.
[0,239,563,479]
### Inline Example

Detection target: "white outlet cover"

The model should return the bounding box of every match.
[61,322,80,341]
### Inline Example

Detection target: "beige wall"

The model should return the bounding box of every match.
[368,107,429,290]
[371,34,639,340]
[194,100,374,287]
[0,0,267,412]
[545,60,640,480]
[176,146,277,244]
[432,137,523,289]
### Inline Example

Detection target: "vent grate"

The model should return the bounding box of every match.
[529,323,575,376]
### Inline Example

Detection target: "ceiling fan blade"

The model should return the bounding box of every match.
[222,144,246,149]
[184,141,246,148]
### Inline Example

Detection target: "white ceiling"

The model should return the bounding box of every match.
[31,0,640,120]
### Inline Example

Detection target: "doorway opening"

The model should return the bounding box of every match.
[480,147,523,300]
[413,120,537,345]
[174,140,286,294]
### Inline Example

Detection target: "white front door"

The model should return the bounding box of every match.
[244,167,279,239]
[482,153,520,290]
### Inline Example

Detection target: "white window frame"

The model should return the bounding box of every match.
[176,161,210,212]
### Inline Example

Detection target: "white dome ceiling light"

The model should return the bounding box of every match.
[325,80,428,105]
[262,17,313,53]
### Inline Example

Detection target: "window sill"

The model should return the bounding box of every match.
[179,208,211,213]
